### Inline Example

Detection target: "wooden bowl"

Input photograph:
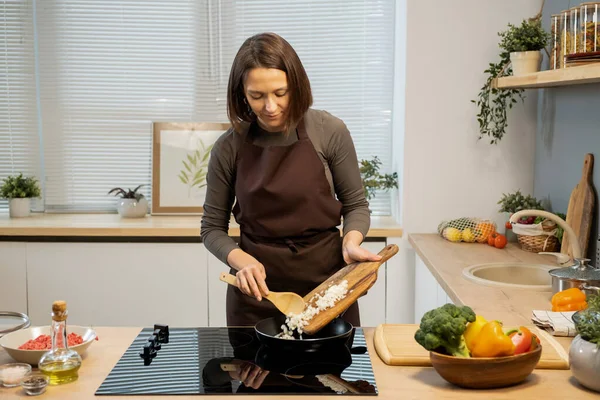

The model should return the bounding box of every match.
[429,346,542,389]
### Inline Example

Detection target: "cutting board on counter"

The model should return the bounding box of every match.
[373,324,569,370]
[561,153,595,259]
[301,244,399,335]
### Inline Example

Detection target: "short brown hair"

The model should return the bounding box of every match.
[227,32,313,133]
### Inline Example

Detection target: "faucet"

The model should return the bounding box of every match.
[509,209,582,262]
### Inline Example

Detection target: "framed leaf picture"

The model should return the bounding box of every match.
[151,122,230,215]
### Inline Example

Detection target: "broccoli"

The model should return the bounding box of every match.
[414,303,476,358]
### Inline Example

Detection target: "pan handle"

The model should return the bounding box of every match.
[350,346,367,354]
[220,272,238,287]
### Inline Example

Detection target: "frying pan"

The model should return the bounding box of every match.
[254,314,359,353]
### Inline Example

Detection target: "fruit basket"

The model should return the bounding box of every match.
[437,218,497,244]
[512,218,559,253]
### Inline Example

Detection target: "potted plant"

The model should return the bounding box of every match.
[472,14,550,144]
[0,173,42,218]
[502,17,550,76]
[108,185,148,218]
[570,295,600,393]
[359,156,399,209]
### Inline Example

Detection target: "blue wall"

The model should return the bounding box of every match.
[535,0,600,261]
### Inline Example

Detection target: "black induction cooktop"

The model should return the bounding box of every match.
[95,326,378,396]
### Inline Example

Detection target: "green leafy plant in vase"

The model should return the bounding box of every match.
[359,156,398,213]
[472,14,550,144]
[108,184,148,218]
[570,296,600,393]
[0,173,42,218]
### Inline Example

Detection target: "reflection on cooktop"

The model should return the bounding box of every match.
[96,327,378,396]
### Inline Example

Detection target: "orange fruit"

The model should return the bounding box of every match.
[475,222,496,243]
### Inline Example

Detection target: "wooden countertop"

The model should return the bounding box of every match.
[408,234,572,350]
[1,326,596,399]
[0,214,403,238]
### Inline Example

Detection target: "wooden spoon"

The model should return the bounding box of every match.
[219,272,306,316]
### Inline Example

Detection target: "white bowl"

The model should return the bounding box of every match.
[0,325,96,365]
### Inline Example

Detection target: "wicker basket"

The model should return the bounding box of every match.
[516,221,559,253]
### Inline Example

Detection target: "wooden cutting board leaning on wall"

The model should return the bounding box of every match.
[561,153,595,259]
[373,324,570,370]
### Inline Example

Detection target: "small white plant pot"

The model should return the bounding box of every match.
[116,197,148,218]
[510,51,542,76]
[569,334,600,393]
[9,198,31,218]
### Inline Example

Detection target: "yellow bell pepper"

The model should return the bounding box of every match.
[470,321,516,358]
[464,315,487,352]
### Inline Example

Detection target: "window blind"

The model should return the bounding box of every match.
[35,0,221,211]
[2,0,396,215]
[0,0,41,212]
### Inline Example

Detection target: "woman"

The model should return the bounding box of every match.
[201,32,381,327]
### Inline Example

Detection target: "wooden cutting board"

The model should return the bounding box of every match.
[301,244,399,335]
[561,153,595,259]
[373,324,569,370]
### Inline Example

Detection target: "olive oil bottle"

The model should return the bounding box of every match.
[39,301,82,385]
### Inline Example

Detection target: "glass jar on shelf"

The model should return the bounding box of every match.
[550,13,562,69]
[569,6,581,54]
[579,2,600,53]
[560,9,574,62]
[38,301,82,385]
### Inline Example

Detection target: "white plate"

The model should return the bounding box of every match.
[0,326,96,365]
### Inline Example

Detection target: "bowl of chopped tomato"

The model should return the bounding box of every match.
[0,326,97,365]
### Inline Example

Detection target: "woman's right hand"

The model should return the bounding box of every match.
[227,248,270,301]
[236,263,269,301]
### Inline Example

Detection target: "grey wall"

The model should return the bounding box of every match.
[535,0,600,261]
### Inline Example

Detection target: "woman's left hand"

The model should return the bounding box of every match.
[342,230,383,264]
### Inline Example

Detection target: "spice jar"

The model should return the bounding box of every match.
[579,2,600,53]
[0,363,32,387]
[550,13,562,69]
[21,373,50,396]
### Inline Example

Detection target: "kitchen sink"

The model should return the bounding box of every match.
[462,262,554,291]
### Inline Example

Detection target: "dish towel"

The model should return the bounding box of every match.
[531,310,577,337]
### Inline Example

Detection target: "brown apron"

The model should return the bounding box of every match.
[226,118,360,327]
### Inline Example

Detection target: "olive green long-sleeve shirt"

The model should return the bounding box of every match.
[200,108,370,265]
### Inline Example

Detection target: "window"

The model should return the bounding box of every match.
[0,0,41,211]
[1,0,396,215]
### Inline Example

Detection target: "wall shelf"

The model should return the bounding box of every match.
[493,64,600,89]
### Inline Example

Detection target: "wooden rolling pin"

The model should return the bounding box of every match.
[301,244,399,335]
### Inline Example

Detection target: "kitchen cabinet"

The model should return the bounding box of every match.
[25,243,209,327]
[414,254,453,323]
[207,251,227,327]
[357,241,387,327]
[0,242,28,314]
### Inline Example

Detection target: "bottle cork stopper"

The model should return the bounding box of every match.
[52,300,68,321]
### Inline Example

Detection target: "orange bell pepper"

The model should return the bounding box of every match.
[551,288,588,312]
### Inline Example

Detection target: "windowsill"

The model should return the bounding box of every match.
[0,213,403,238]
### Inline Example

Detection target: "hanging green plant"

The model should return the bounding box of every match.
[472,16,550,144]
